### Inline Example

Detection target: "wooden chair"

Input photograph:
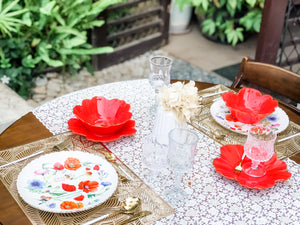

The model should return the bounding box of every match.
[231,57,300,114]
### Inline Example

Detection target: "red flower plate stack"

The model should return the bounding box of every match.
[222,88,278,124]
[68,96,136,142]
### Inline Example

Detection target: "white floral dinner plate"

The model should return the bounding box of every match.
[17,151,118,213]
[210,99,289,135]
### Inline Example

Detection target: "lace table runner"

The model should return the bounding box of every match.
[32,79,300,224]
[0,132,174,225]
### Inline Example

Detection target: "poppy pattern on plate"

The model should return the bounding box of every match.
[17,151,118,213]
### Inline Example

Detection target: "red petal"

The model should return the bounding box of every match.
[220,145,244,166]
[74,195,84,201]
[93,165,100,170]
[62,183,76,192]
[213,158,236,180]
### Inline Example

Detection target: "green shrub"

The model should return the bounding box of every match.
[175,0,264,46]
[0,0,123,99]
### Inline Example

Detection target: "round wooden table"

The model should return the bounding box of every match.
[0,81,299,225]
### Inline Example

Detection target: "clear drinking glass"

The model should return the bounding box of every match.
[164,128,199,205]
[242,126,277,177]
[142,136,168,182]
[149,56,173,114]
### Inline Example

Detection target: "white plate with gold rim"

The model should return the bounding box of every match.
[210,99,289,135]
[17,151,118,213]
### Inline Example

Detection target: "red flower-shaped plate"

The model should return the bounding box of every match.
[73,96,132,134]
[68,118,136,142]
[213,144,291,190]
[222,88,278,124]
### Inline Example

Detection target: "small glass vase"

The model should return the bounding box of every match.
[152,105,187,146]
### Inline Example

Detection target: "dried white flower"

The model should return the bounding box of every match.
[158,81,200,123]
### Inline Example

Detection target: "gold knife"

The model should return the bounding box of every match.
[117,211,152,225]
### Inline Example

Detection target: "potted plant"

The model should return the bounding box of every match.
[175,0,264,46]
[170,0,193,34]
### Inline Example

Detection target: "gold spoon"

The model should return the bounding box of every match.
[105,152,134,182]
[82,197,141,225]
[117,210,152,225]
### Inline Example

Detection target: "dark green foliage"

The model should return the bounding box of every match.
[175,0,264,46]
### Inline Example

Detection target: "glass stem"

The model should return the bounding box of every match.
[173,172,184,189]
[251,160,260,170]
[154,90,159,108]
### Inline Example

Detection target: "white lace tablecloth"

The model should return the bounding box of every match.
[33,79,300,225]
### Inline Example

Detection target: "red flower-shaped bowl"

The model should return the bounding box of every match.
[213,144,291,190]
[68,118,136,142]
[73,97,132,134]
[222,88,278,124]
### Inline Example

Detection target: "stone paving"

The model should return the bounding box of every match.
[28,49,231,107]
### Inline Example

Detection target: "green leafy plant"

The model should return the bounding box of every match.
[0,0,123,99]
[0,0,28,37]
[174,0,193,11]
[175,0,264,46]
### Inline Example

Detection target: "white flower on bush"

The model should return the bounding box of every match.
[158,81,200,123]
[1,75,10,84]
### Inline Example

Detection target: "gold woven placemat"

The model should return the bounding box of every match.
[190,84,300,160]
[0,132,174,225]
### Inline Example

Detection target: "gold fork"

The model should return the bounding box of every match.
[234,153,245,173]
[0,138,71,168]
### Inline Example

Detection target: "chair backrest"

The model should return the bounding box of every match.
[231,57,300,114]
